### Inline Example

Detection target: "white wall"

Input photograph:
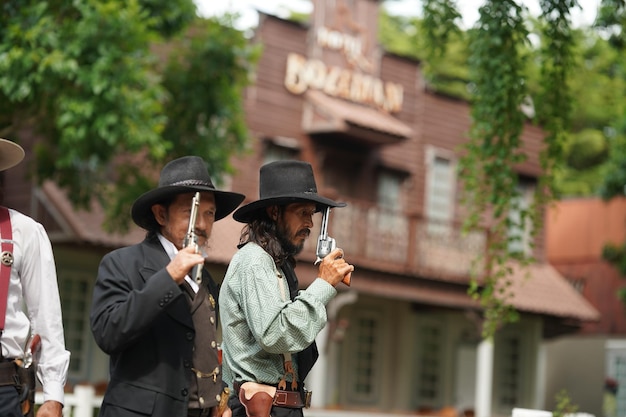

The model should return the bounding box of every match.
[543,335,605,416]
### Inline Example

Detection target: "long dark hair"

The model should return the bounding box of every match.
[238,206,294,267]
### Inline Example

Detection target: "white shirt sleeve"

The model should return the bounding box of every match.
[1,209,70,404]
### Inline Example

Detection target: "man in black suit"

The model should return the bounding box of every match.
[90,156,245,417]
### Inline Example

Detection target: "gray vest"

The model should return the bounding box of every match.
[182,279,222,410]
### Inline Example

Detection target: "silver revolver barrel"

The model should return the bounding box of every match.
[183,192,203,284]
[315,207,335,265]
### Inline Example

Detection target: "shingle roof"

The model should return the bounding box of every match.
[506,263,599,322]
[39,181,243,264]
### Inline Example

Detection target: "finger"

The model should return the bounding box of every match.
[331,247,344,260]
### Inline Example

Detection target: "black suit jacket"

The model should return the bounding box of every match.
[90,234,220,417]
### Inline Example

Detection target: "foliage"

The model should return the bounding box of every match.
[385,1,626,334]
[421,0,462,60]
[0,0,258,232]
[420,3,471,100]
[566,129,609,170]
[553,389,579,417]
[597,0,626,201]
[603,242,626,303]
[418,0,578,338]
[160,17,261,172]
[596,0,626,49]
[379,14,424,59]
[379,8,470,100]
[458,0,533,339]
[382,4,623,198]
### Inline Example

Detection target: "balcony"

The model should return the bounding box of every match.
[304,201,487,283]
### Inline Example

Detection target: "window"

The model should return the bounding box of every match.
[425,148,456,235]
[263,137,300,164]
[496,335,521,408]
[59,269,93,378]
[378,170,402,211]
[508,180,535,256]
[414,319,444,408]
[493,323,535,413]
[375,169,405,235]
[347,310,382,404]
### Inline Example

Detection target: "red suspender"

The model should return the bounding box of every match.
[0,207,13,331]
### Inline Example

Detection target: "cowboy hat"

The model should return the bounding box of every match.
[0,139,25,172]
[233,160,346,223]
[131,156,245,230]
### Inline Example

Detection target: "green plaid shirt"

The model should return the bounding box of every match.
[219,242,336,387]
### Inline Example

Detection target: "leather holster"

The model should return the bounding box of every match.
[17,365,36,417]
[238,382,276,417]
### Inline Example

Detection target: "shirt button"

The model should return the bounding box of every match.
[183,360,191,368]
[210,317,215,324]
[181,388,188,397]
[186,332,194,341]
[215,394,222,402]
[199,397,205,407]
[211,341,216,348]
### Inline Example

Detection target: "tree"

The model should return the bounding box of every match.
[417,0,579,338]
[597,0,626,200]
[0,0,259,231]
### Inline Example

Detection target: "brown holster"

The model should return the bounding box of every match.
[236,381,310,417]
[238,382,276,417]
[18,365,36,417]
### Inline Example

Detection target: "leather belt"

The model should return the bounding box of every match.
[273,390,304,407]
[0,361,19,386]
[233,381,304,408]
[187,407,214,417]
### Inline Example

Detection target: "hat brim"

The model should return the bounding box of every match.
[131,185,245,230]
[233,194,346,223]
[0,139,25,171]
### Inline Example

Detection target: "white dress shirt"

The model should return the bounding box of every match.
[0,208,70,404]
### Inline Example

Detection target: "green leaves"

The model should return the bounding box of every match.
[459,0,572,339]
[0,0,257,232]
[160,18,261,179]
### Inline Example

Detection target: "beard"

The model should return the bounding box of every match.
[276,222,309,256]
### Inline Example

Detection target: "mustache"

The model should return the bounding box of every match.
[194,228,208,239]
[298,229,310,237]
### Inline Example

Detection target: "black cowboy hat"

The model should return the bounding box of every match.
[131,156,245,230]
[0,139,25,172]
[233,160,346,223]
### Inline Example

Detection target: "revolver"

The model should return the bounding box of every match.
[183,192,203,285]
[314,206,351,286]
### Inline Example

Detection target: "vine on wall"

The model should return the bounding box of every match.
[422,0,576,339]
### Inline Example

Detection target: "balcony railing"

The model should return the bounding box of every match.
[305,201,487,281]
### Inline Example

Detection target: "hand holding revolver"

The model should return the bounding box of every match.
[314,207,352,286]
[166,246,205,285]
[317,247,353,287]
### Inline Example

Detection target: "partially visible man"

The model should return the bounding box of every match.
[0,138,70,417]
[219,160,354,417]
[90,156,245,417]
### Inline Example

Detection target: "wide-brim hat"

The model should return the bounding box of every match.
[131,156,245,230]
[0,139,25,171]
[233,160,346,223]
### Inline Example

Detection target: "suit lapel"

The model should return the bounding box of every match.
[139,236,194,329]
